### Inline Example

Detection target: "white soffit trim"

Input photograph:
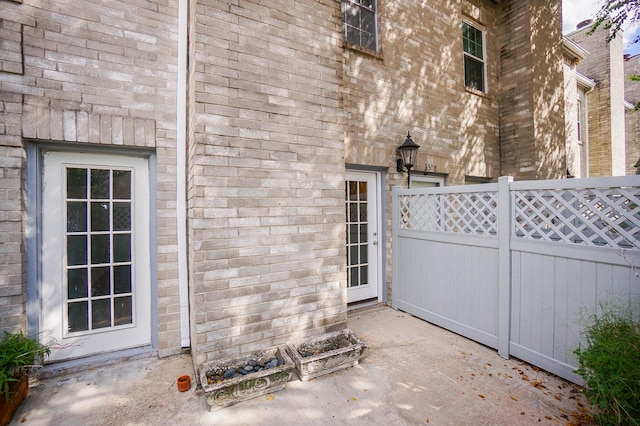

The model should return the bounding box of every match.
[562,36,589,63]
[576,72,596,91]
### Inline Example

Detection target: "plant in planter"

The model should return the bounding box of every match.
[0,330,50,426]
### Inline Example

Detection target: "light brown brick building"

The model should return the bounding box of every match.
[625,54,640,174]
[1,0,572,371]
[564,21,639,177]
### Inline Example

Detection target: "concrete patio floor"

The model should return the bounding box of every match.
[10,306,594,425]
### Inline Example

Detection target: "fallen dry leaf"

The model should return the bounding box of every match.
[510,395,518,401]
[478,394,485,399]
[267,395,275,401]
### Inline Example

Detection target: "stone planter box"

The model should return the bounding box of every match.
[285,329,365,381]
[198,346,295,410]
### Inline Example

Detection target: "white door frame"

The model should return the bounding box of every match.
[346,170,383,303]
[39,151,152,362]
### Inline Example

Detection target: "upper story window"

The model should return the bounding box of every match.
[342,0,378,51]
[462,21,486,92]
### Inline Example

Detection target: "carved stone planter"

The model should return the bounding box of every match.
[286,329,365,381]
[198,346,295,410]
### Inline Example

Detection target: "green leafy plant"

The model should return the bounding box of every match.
[0,330,50,401]
[574,303,640,425]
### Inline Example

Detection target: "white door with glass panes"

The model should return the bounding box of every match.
[345,171,381,303]
[41,152,151,361]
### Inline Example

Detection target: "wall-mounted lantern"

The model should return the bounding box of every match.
[635,158,640,175]
[396,132,420,188]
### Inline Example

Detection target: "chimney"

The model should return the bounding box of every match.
[577,19,593,29]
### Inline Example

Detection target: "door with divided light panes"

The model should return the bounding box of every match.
[41,152,151,361]
[345,170,381,303]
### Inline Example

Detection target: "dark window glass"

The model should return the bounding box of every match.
[68,268,88,299]
[91,234,110,264]
[68,301,88,332]
[91,202,110,231]
[91,169,110,199]
[67,235,87,266]
[342,0,377,51]
[360,224,368,243]
[67,168,87,199]
[91,266,111,297]
[462,22,485,92]
[360,265,368,285]
[67,202,87,232]
[114,296,133,326]
[92,299,111,329]
[349,204,358,222]
[114,265,132,294]
[360,244,368,264]
[113,234,131,263]
[113,202,131,231]
[464,56,485,91]
[350,245,358,264]
[349,267,358,288]
[113,170,131,200]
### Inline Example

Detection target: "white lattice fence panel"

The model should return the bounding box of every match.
[399,194,442,231]
[399,192,498,235]
[513,187,640,249]
[443,192,498,235]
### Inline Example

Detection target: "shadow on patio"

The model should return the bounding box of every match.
[11,306,592,425]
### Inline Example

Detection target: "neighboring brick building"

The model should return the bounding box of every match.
[562,36,594,178]
[1,0,571,370]
[625,54,640,175]
[564,21,637,177]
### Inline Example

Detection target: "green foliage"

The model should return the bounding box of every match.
[590,0,640,94]
[0,330,50,401]
[590,0,640,44]
[574,303,640,425]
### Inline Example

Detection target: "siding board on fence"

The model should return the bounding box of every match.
[395,234,499,350]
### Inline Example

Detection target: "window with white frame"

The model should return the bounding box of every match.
[342,0,377,51]
[462,21,486,92]
[577,100,583,142]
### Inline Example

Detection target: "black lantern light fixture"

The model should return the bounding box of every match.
[396,132,420,188]
[635,158,640,175]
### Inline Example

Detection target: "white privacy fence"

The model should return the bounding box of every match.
[392,176,640,384]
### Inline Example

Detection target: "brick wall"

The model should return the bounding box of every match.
[0,0,182,356]
[497,0,566,180]
[343,0,503,303]
[625,55,640,175]
[189,0,347,364]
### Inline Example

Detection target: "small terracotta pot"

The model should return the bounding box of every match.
[177,375,191,392]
